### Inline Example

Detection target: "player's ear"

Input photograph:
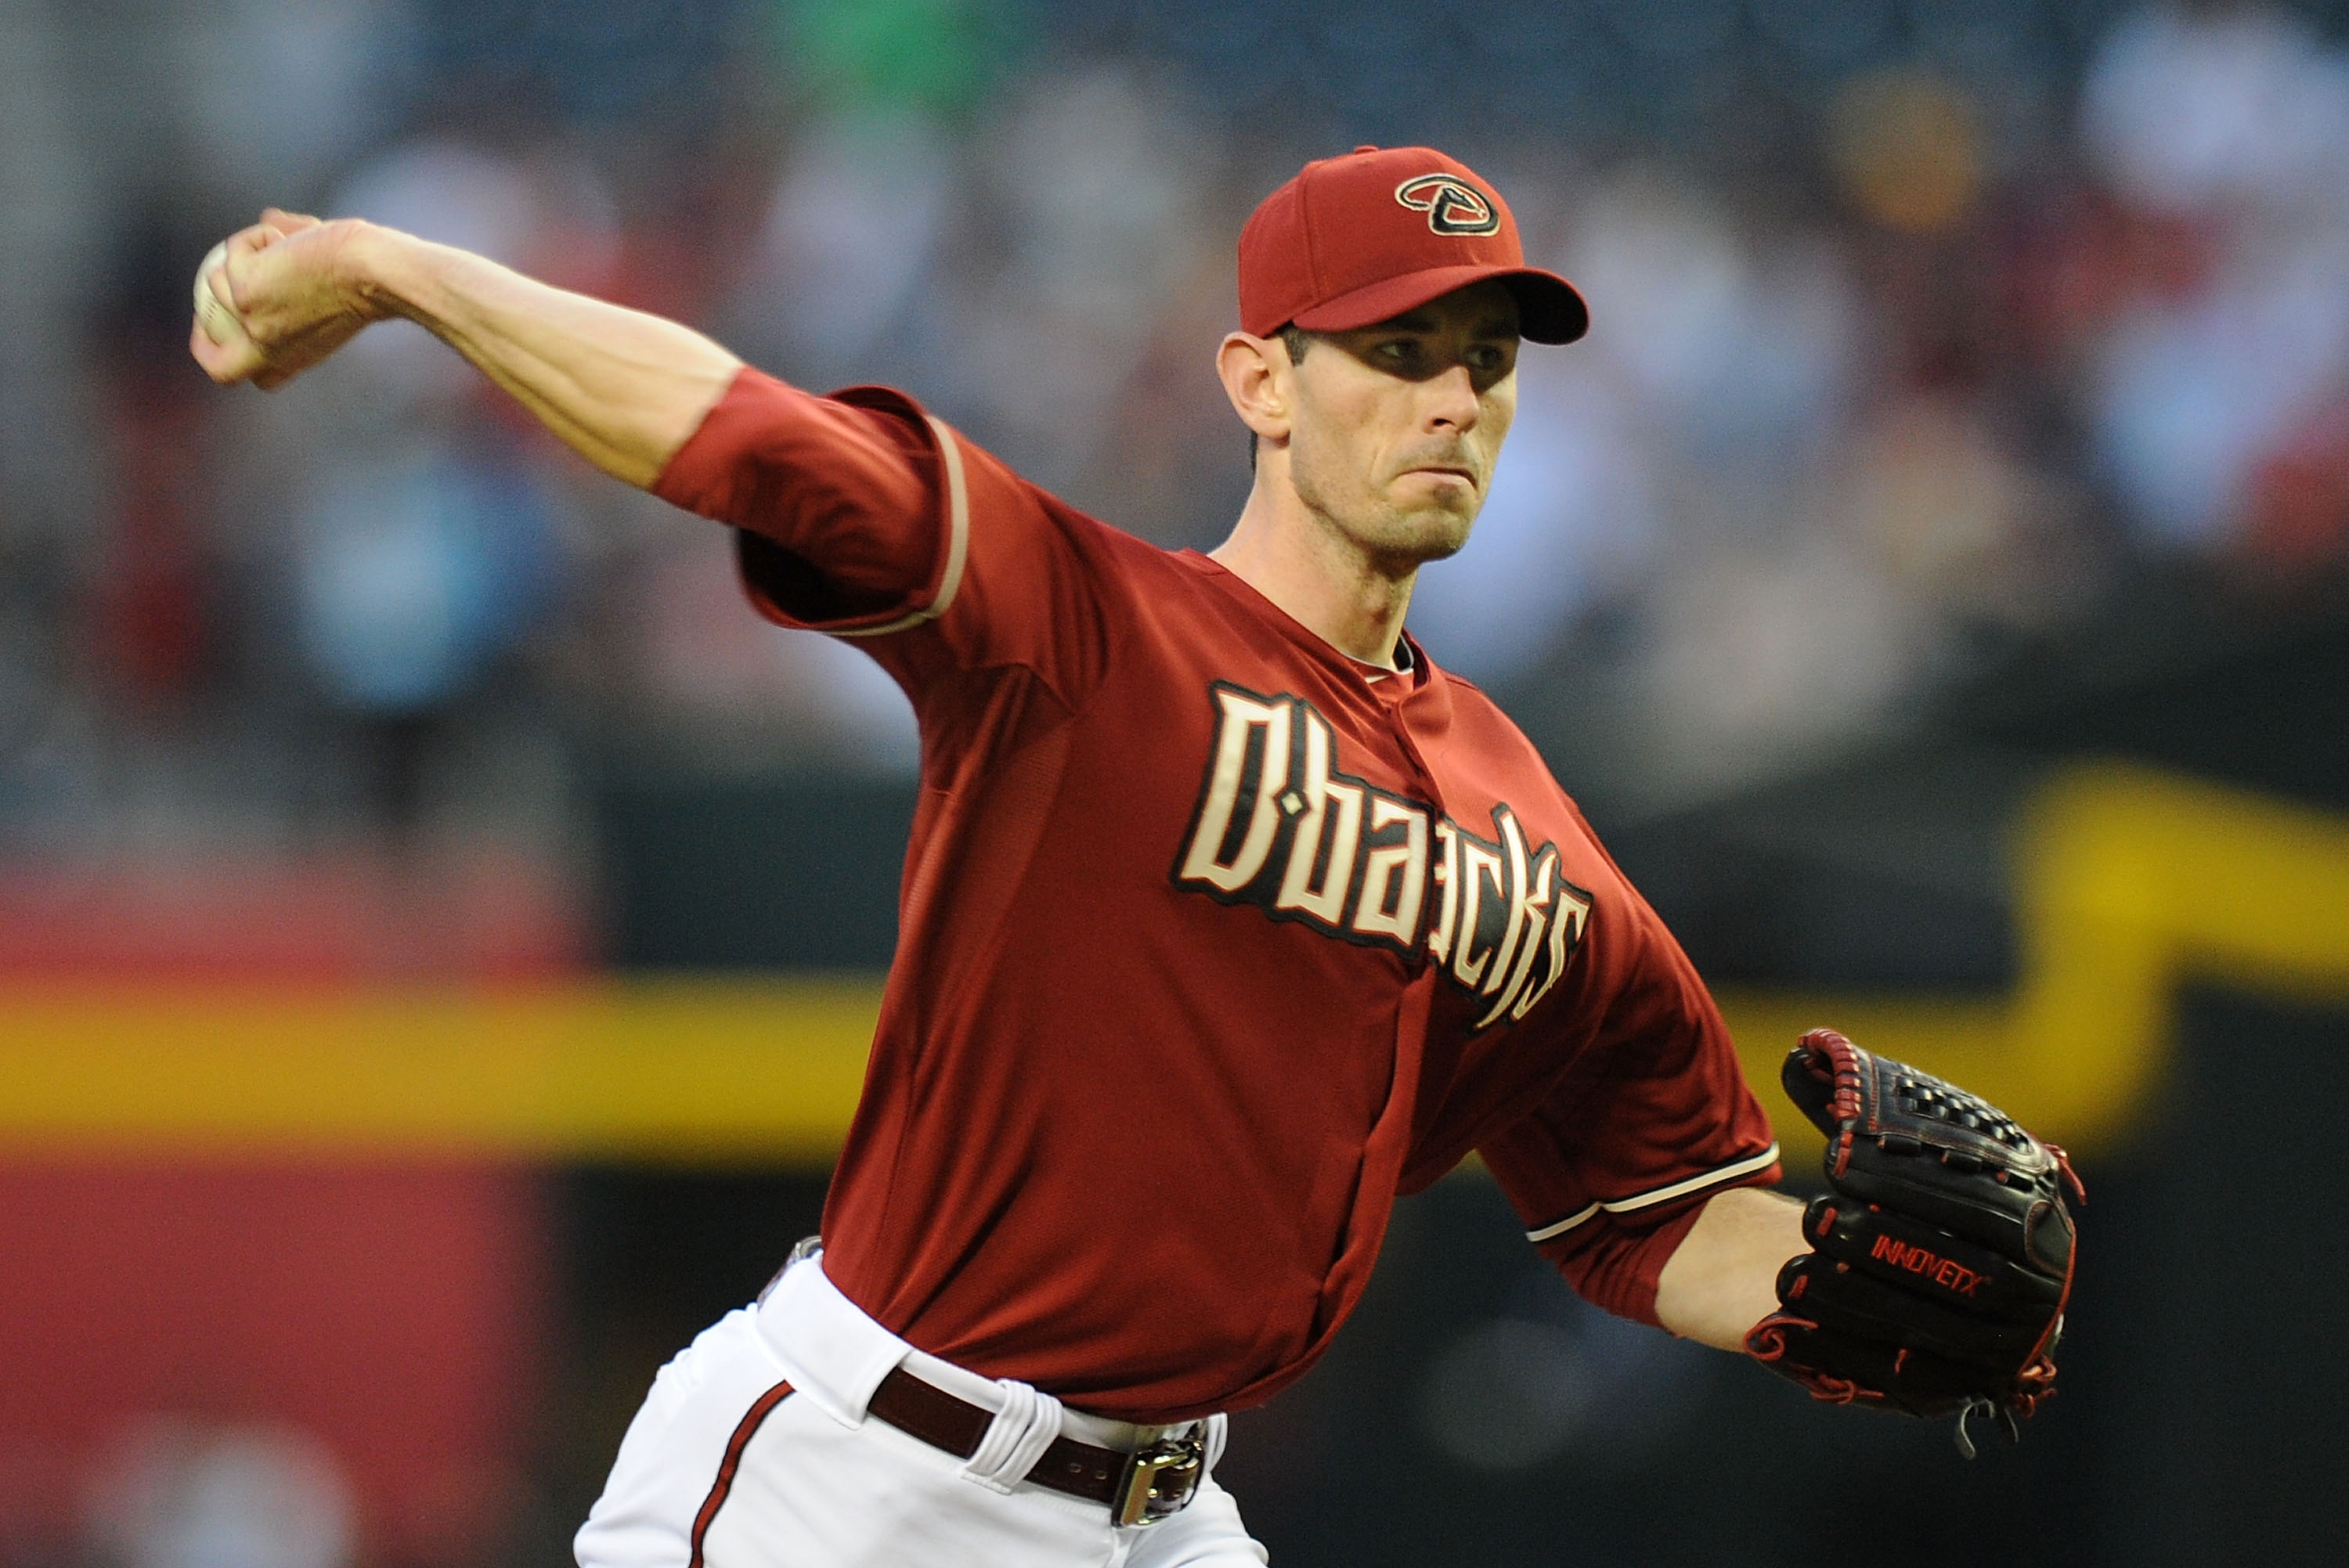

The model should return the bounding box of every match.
[1217,331,1292,445]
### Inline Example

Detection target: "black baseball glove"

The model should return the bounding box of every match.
[1745,1028,2083,1455]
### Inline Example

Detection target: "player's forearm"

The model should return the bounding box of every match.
[1653,1186,1803,1351]
[347,223,741,488]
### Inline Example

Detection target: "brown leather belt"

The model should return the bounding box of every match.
[865,1365,1206,1527]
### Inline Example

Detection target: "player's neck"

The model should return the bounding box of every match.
[1210,475,1416,671]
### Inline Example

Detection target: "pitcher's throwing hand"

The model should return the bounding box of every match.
[189,209,381,391]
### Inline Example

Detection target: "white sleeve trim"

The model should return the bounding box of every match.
[1522,1143,1782,1243]
[832,414,972,639]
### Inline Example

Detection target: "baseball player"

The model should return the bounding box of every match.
[192,145,2077,1565]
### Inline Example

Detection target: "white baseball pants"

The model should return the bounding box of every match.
[574,1253,1269,1568]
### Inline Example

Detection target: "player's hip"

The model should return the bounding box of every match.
[573,1253,1265,1568]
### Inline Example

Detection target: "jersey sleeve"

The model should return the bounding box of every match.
[1478,893,1781,1328]
[652,366,1113,705]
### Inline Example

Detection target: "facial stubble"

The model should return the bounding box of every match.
[1288,428,1483,577]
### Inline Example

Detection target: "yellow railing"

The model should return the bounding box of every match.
[1723,761,2349,1166]
[0,976,879,1161]
[5,762,2347,1164]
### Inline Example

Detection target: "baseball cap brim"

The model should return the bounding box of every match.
[1289,262,1589,345]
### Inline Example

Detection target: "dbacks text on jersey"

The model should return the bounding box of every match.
[1171,683,1592,1031]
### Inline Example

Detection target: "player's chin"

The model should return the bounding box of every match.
[1384,500,1478,564]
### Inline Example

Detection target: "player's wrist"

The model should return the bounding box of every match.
[329,219,425,326]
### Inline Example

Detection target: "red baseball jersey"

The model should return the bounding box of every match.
[654,369,1781,1424]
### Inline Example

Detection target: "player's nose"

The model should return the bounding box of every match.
[1421,361,1481,433]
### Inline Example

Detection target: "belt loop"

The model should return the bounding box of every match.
[957,1378,1064,1495]
[758,1235,823,1305]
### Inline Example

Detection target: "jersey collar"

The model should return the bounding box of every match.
[1182,550,1435,695]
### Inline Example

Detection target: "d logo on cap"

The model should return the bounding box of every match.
[1394,175,1500,236]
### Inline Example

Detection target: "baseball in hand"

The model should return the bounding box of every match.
[193,242,247,347]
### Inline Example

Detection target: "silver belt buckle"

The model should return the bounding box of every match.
[1111,1431,1205,1527]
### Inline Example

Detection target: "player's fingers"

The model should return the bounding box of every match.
[1777,1252,2042,1365]
[188,314,262,385]
[219,225,272,309]
[187,315,219,376]
[258,207,323,238]
[1802,1195,2061,1321]
[200,218,373,388]
[224,220,279,258]
[220,221,308,317]
[1748,1317,1990,1420]
[201,249,236,315]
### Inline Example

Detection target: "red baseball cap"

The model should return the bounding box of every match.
[1238,146,1588,345]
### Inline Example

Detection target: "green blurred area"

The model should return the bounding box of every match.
[770,0,1024,115]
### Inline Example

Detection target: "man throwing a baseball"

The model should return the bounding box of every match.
[193,146,2077,1566]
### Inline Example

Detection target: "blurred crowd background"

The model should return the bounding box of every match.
[13,0,2349,851]
[5,0,2349,1563]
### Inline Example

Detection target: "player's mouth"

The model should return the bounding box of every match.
[1405,464,1480,492]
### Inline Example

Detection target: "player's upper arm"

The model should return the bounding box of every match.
[653,368,1113,705]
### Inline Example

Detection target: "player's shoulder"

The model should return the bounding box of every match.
[1416,650,1532,746]
[970,460,1212,589]
[1416,648,1599,810]
[909,404,1178,561]
[1012,477,1203,592]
